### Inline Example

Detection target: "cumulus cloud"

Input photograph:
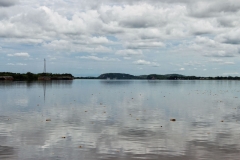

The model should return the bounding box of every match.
[133,59,160,67]
[190,20,216,35]
[188,1,240,18]
[7,63,27,65]
[223,62,235,65]
[125,41,165,49]
[188,36,239,57]
[7,52,30,57]
[209,59,235,65]
[44,40,112,53]
[134,60,151,65]
[209,59,223,63]
[179,68,185,71]
[183,61,202,66]
[1,0,240,75]
[6,63,14,65]
[216,28,240,44]
[77,56,120,61]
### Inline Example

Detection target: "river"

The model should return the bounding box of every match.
[1,80,240,160]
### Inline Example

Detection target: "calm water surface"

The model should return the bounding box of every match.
[1,80,240,160]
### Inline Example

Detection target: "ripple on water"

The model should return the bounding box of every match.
[119,127,156,140]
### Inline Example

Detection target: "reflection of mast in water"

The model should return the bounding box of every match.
[43,81,46,102]
[43,58,47,102]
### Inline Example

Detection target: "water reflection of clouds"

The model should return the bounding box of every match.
[0,145,15,160]
[14,98,29,107]
[1,80,240,159]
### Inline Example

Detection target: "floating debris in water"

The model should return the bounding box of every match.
[170,119,176,121]
[46,119,51,121]
[62,136,66,138]
[79,146,82,148]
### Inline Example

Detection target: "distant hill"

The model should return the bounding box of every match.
[147,74,185,80]
[98,73,142,79]
[98,73,189,80]
[96,73,203,80]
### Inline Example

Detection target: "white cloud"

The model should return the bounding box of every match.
[6,63,14,65]
[44,40,112,53]
[209,59,223,63]
[7,63,27,65]
[187,36,240,57]
[224,62,235,65]
[16,63,27,65]
[77,56,120,61]
[116,49,142,57]
[209,59,235,65]
[190,20,216,35]
[133,59,160,67]
[134,60,151,65]
[179,68,185,71]
[125,41,165,49]
[7,52,30,57]
[216,28,240,44]
[188,1,240,18]
[1,0,240,76]
[223,72,239,76]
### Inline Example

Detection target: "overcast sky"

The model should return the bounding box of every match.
[0,0,240,76]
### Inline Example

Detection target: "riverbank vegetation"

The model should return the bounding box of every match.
[0,72,73,81]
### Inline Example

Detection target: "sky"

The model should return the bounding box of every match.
[0,0,240,77]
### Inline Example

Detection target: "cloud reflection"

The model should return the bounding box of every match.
[1,80,240,159]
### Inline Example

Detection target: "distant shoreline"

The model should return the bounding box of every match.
[1,72,240,81]
[74,73,240,80]
[0,72,73,81]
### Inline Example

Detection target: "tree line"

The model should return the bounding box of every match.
[0,72,73,81]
